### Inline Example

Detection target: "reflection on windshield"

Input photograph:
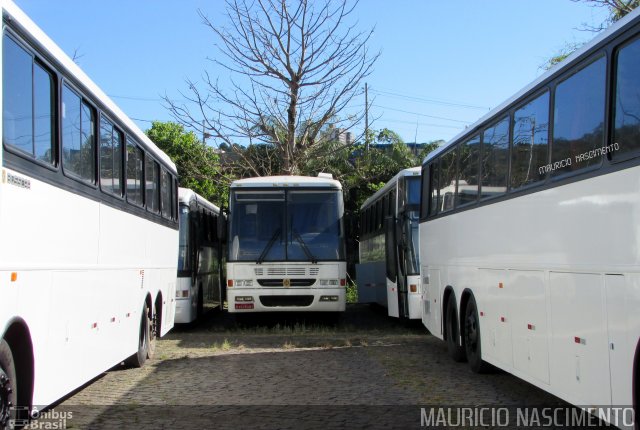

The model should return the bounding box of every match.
[178,205,190,271]
[406,177,421,205]
[229,190,344,262]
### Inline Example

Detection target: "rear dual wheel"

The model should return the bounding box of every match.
[445,297,466,362]
[463,295,492,373]
[125,303,156,368]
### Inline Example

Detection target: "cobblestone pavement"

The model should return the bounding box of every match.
[48,305,571,429]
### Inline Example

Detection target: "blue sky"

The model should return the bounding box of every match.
[14,0,610,145]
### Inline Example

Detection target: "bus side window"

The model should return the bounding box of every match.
[612,36,640,159]
[428,162,439,218]
[145,155,160,213]
[510,90,550,189]
[160,168,172,219]
[2,34,55,165]
[438,147,457,212]
[62,84,96,183]
[552,56,606,175]
[100,116,124,196]
[126,139,144,207]
[481,117,509,199]
[456,135,480,207]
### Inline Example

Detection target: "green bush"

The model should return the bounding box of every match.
[346,281,358,304]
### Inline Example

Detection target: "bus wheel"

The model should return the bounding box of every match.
[445,296,466,362]
[125,304,151,368]
[0,339,18,429]
[464,295,491,373]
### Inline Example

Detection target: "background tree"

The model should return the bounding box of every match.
[145,121,228,205]
[166,0,379,176]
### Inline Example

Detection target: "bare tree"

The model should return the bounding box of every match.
[572,0,640,31]
[165,0,379,176]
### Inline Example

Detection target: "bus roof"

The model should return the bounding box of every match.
[361,167,421,210]
[178,188,220,214]
[230,175,343,190]
[422,6,640,166]
[2,0,176,172]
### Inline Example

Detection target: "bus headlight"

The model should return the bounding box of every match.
[319,279,339,286]
[176,290,189,298]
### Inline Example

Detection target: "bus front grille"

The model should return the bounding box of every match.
[257,279,316,287]
[259,295,314,307]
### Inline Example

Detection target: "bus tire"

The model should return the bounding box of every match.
[0,339,18,430]
[464,295,492,373]
[445,296,466,362]
[125,304,151,368]
[147,303,157,360]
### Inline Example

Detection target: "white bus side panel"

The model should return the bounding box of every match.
[420,167,640,409]
[0,173,177,406]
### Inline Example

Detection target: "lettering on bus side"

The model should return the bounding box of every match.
[6,172,31,190]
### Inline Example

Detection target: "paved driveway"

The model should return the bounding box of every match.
[48,305,569,429]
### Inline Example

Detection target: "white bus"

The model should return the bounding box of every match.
[176,188,225,323]
[357,167,422,319]
[420,7,640,427]
[226,174,346,313]
[0,1,179,425]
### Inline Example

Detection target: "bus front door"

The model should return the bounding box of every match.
[384,217,399,318]
[396,216,409,318]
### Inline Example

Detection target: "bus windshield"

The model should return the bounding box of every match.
[229,189,344,262]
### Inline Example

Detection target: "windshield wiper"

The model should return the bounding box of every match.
[293,229,317,264]
[257,228,281,264]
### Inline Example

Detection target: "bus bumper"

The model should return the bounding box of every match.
[227,287,346,313]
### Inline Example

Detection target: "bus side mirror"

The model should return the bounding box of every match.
[217,214,227,242]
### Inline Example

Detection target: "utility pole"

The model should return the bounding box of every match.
[202,120,211,145]
[365,83,369,152]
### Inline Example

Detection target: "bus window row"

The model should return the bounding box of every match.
[422,32,640,219]
[360,188,395,237]
[2,31,178,222]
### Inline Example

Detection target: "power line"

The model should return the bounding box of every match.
[380,118,464,130]
[371,104,472,124]
[370,87,491,111]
